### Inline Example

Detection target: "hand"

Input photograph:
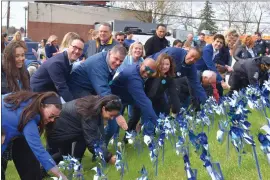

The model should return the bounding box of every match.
[221,81,230,90]
[109,155,116,165]
[116,115,128,130]
[136,123,142,133]
[50,166,68,180]
[216,64,227,74]
[225,65,233,72]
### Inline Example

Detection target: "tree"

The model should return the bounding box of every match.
[253,2,270,33]
[217,1,240,28]
[198,1,218,34]
[233,2,254,35]
[110,1,178,24]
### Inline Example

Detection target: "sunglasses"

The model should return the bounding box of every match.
[144,66,156,75]
[117,39,124,42]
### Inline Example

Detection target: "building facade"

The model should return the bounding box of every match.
[27,2,151,41]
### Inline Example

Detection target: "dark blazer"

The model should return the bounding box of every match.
[30,51,74,102]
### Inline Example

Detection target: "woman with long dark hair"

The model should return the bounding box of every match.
[1,40,31,180]
[2,40,30,94]
[1,91,67,180]
[145,53,180,116]
[47,94,122,165]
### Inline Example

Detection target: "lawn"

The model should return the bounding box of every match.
[5,107,270,180]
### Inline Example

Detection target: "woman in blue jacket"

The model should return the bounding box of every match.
[1,91,67,180]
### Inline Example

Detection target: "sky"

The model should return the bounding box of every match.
[1,1,269,34]
[2,1,28,28]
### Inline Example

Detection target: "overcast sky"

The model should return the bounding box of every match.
[2,2,28,28]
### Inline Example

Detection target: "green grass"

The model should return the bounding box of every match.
[6,109,270,180]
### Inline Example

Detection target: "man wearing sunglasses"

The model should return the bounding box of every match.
[31,37,85,102]
[115,32,129,51]
[110,58,158,137]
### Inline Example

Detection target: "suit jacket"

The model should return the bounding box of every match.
[30,51,74,102]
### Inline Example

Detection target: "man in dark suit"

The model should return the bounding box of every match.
[30,37,84,102]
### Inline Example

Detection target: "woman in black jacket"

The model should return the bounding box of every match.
[144,53,180,117]
[47,94,122,165]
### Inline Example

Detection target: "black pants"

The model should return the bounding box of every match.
[12,138,42,180]
[127,105,141,131]
[48,137,87,164]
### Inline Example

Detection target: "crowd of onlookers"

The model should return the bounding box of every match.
[1,22,270,180]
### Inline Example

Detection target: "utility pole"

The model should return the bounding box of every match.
[24,6,28,37]
[6,1,10,33]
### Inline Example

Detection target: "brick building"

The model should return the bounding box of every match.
[27,2,151,42]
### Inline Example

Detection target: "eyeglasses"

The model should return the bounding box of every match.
[117,39,125,42]
[71,45,83,52]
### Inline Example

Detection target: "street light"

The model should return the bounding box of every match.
[24,6,28,37]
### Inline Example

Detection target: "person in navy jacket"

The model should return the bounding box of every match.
[1,91,67,180]
[195,34,225,82]
[150,47,207,104]
[68,44,128,145]
[30,37,84,102]
[195,34,228,96]
[110,58,158,135]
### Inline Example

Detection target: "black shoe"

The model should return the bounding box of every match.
[122,133,128,144]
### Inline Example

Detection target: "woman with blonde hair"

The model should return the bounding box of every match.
[115,41,145,75]
[11,31,22,42]
[59,32,80,52]
[45,35,59,58]
[234,35,256,61]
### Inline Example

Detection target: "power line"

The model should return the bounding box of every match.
[110,5,270,25]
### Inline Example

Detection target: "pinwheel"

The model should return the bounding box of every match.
[136,165,148,180]
[258,125,270,164]
[126,130,143,155]
[94,142,106,169]
[56,155,84,180]
[183,154,197,180]
[92,164,107,180]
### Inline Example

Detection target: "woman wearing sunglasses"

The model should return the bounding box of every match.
[47,94,122,166]
[145,53,180,117]
[1,91,67,180]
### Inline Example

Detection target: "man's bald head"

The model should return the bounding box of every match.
[202,70,217,86]
[140,58,157,79]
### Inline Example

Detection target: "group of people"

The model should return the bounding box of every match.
[1,22,270,180]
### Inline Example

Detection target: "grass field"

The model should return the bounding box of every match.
[6,108,270,180]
